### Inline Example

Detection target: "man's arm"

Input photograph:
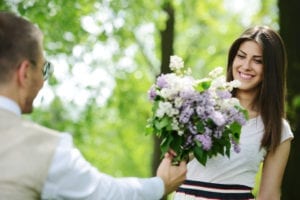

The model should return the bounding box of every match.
[42,133,187,200]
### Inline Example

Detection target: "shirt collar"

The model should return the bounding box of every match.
[0,96,21,116]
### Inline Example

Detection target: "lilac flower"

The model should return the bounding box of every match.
[188,123,198,135]
[183,135,194,149]
[210,111,226,126]
[216,90,232,99]
[148,85,157,101]
[156,74,168,89]
[204,127,213,135]
[234,144,241,153]
[179,89,196,100]
[213,127,224,139]
[155,101,178,118]
[169,55,184,72]
[195,133,212,151]
[179,104,194,124]
[235,112,247,125]
[231,139,241,153]
[196,106,206,118]
[147,55,248,166]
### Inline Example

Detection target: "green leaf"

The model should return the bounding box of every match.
[196,121,205,133]
[152,100,159,112]
[154,116,170,130]
[225,142,231,157]
[236,106,249,120]
[145,124,154,135]
[214,141,224,156]
[195,80,211,92]
[160,135,174,155]
[193,145,208,166]
[229,122,242,138]
[170,133,183,153]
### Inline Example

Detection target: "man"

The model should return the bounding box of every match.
[0,11,187,199]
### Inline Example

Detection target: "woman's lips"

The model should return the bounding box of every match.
[239,72,253,80]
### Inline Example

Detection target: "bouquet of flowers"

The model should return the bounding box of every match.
[147,55,248,166]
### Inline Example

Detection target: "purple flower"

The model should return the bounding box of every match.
[231,139,241,153]
[226,108,247,125]
[183,135,194,149]
[195,133,212,150]
[179,104,194,124]
[216,90,232,99]
[180,89,198,100]
[148,86,157,101]
[188,123,198,135]
[213,127,224,139]
[235,112,247,125]
[196,106,206,117]
[204,127,213,135]
[234,144,241,153]
[156,74,168,89]
[210,111,226,126]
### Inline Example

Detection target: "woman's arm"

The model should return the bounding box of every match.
[257,139,292,200]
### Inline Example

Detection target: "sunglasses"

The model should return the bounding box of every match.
[42,61,54,81]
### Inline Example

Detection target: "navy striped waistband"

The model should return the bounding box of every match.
[176,180,254,199]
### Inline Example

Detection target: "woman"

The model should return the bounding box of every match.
[173,26,293,200]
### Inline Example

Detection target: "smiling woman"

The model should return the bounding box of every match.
[232,40,264,105]
[173,26,293,200]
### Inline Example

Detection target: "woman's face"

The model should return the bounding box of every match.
[232,40,264,94]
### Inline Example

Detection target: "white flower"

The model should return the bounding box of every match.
[211,76,226,89]
[218,99,230,109]
[230,97,241,106]
[171,118,180,130]
[159,88,174,99]
[174,97,183,108]
[177,130,184,136]
[210,111,226,126]
[208,66,223,78]
[229,80,241,88]
[183,67,192,76]
[169,55,184,72]
[155,101,179,118]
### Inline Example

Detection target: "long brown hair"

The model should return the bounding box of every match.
[226,26,287,152]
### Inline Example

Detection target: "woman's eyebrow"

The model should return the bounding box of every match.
[238,49,262,58]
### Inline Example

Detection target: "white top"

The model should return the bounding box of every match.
[0,96,164,200]
[186,116,294,187]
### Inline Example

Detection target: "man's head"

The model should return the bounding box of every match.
[0,12,45,113]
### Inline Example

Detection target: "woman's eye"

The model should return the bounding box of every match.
[236,54,245,59]
[254,59,263,64]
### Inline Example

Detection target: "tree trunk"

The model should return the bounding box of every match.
[278,0,300,199]
[152,1,175,200]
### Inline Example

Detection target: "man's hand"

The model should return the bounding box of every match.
[156,152,187,195]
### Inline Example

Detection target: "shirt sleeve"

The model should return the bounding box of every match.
[280,119,294,143]
[41,133,164,200]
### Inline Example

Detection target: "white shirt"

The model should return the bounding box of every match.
[186,116,294,187]
[0,96,164,200]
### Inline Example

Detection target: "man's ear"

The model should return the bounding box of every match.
[17,60,31,87]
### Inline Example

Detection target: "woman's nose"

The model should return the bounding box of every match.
[241,59,251,70]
